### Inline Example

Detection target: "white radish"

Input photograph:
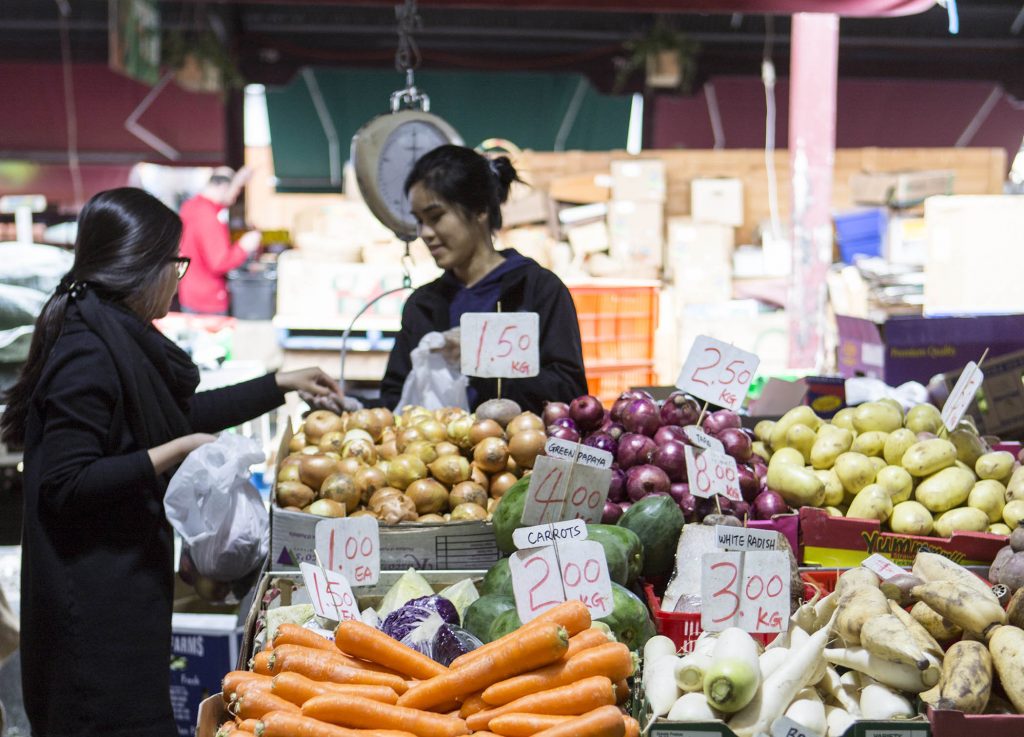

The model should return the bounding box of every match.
[813,591,839,631]
[792,588,823,633]
[818,666,862,717]
[824,647,936,693]
[782,687,827,737]
[676,650,713,693]
[759,648,790,681]
[825,705,855,737]
[668,692,719,721]
[790,626,810,651]
[643,635,678,689]
[646,654,683,717]
[859,680,915,720]
[703,628,762,714]
[839,670,862,691]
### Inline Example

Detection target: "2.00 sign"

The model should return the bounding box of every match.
[510,541,613,622]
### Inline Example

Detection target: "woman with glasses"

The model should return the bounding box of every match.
[1,187,340,737]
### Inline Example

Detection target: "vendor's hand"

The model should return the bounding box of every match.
[433,327,461,365]
[238,230,262,254]
[276,367,341,399]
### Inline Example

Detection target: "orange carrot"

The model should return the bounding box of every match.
[223,672,273,702]
[255,710,418,737]
[252,650,273,675]
[615,680,630,705]
[397,624,569,711]
[233,690,301,720]
[622,715,640,737]
[459,692,488,719]
[482,643,634,705]
[270,642,385,673]
[449,602,590,671]
[239,720,259,732]
[274,623,338,652]
[302,694,470,737]
[467,676,616,732]
[334,620,448,680]
[488,713,573,736]
[215,721,237,737]
[532,706,625,737]
[271,672,400,707]
[268,645,408,693]
[562,628,613,661]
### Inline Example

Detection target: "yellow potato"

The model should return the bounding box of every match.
[955,460,978,481]
[835,452,876,495]
[754,420,776,443]
[1004,500,1024,528]
[751,441,771,463]
[814,468,845,507]
[915,466,976,512]
[787,423,817,465]
[988,523,1012,536]
[949,427,988,467]
[1006,466,1024,502]
[825,506,845,517]
[767,462,826,508]
[884,429,918,467]
[901,438,958,477]
[847,484,894,522]
[968,480,1006,523]
[905,403,943,435]
[770,447,806,468]
[769,405,823,451]
[890,501,934,536]
[868,456,888,477]
[810,426,854,469]
[976,451,1015,482]
[831,407,857,432]
[933,507,989,538]
[876,465,914,504]
[853,401,904,434]
[852,430,889,458]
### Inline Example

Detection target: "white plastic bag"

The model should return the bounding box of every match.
[164,433,268,581]
[395,331,470,412]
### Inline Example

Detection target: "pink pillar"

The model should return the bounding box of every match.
[788,13,839,370]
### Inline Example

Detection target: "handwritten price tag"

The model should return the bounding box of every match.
[941,360,984,432]
[460,312,540,379]
[521,454,611,526]
[510,540,613,623]
[676,335,760,411]
[314,517,381,586]
[299,562,360,622]
[862,553,903,581]
[685,445,742,501]
[684,425,724,453]
[546,437,613,469]
[700,551,789,634]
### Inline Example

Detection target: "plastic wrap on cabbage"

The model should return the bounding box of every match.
[406,595,459,626]
[381,605,434,643]
[400,613,483,666]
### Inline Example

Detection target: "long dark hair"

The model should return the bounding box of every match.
[1,187,182,446]
[405,145,521,231]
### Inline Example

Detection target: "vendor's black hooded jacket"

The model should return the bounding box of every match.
[379,253,588,413]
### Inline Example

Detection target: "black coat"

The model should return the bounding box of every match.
[379,256,588,414]
[20,310,284,737]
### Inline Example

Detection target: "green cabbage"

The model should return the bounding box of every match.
[378,569,434,618]
[438,578,480,621]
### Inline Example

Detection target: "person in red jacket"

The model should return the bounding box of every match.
[177,166,261,314]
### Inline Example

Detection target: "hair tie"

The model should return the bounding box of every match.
[56,275,88,300]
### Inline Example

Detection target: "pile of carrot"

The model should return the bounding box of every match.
[215,601,639,737]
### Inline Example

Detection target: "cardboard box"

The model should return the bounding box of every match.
[679,302,789,377]
[607,200,664,274]
[549,173,611,204]
[690,178,744,227]
[850,169,954,208]
[929,708,1024,737]
[936,348,1024,438]
[665,217,734,281]
[610,160,666,202]
[800,507,1007,567]
[887,215,928,265]
[501,188,550,228]
[170,614,242,737]
[195,695,230,737]
[835,313,1024,387]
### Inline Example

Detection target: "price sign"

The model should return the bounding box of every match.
[513,519,588,550]
[862,553,902,581]
[685,446,742,501]
[683,426,724,453]
[546,437,613,469]
[521,454,611,526]
[510,540,613,623]
[299,562,360,622]
[941,360,984,431]
[460,312,540,379]
[676,336,760,411]
[314,517,381,586]
[701,551,789,633]
[772,715,823,737]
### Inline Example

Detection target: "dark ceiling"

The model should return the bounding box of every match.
[2,0,1023,96]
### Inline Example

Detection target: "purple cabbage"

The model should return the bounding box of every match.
[406,595,459,626]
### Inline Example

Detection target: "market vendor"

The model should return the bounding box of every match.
[377,145,588,415]
[1,187,341,737]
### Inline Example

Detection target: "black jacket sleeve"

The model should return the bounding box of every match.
[187,373,286,433]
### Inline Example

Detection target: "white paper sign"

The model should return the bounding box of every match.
[684,426,724,453]
[510,540,613,623]
[701,551,790,633]
[299,562,360,622]
[772,715,823,737]
[545,437,613,469]
[521,454,611,527]
[314,517,381,586]
[513,519,588,550]
[685,446,742,501]
[862,553,903,581]
[941,360,984,431]
[460,312,540,378]
[716,527,780,552]
[676,335,761,411]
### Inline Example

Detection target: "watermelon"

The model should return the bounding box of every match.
[492,476,530,554]
[587,524,644,586]
[480,558,514,597]
[617,495,684,579]
[463,594,516,642]
[488,606,524,642]
[598,582,657,651]
[584,525,630,587]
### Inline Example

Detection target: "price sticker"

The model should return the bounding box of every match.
[460,312,540,379]
[510,540,614,623]
[314,517,381,586]
[299,562,360,622]
[676,335,760,411]
[683,425,724,453]
[701,550,790,633]
[772,715,823,737]
[513,519,588,550]
[685,446,742,501]
[941,360,984,431]
[521,454,611,527]
[546,437,613,469]
[862,553,903,581]
[716,526,779,552]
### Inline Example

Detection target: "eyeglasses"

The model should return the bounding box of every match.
[169,257,190,280]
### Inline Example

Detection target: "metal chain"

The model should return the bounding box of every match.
[394,0,422,75]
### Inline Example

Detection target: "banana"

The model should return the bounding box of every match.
[887,600,944,662]
[879,573,924,607]
[835,567,881,599]
[937,640,992,714]
[989,625,1024,713]
[919,680,943,708]
[833,586,890,647]
[860,613,930,670]
[911,580,1007,637]
[913,551,999,601]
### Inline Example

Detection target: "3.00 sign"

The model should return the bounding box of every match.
[700,551,789,634]
[676,336,760,411]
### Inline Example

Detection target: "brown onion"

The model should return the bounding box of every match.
[508,429,546,469]
[474,437,510,474]
[489,471,518,499]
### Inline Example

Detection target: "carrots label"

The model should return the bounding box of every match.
[299,562,360,621]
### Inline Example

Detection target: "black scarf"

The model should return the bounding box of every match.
[70,290,199,456]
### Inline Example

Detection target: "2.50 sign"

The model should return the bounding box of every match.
[676,336,760,411]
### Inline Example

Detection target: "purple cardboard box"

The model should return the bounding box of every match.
[836,313,1024,386]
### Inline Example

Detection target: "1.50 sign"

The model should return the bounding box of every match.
[461,312,540,379]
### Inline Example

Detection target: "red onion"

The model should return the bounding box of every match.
[608,466,627,503]
[738,463,760,503]
[619,501,633,514]
[731,500,751,521]
[616,433,656,469]
[602,500,623,524]
[622,398,661,437]
[570,395,605,433]
[694,496,717,522]
[653,425,687,447]
[547,424,580,443]
[550,417,577,431]
[717,496,734,513]
[542,402,571,426]
[626,464,671,501]
[718,427,753,463]
[660,391,701,427]
[702,409,742,436]
[651,440,689,482]
[753,490,789,520]
[583,432,618,456]
[604,422,626,441]
[668,481,689,504]
[676,484,697,521]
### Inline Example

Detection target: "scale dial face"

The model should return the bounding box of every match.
[352,110,462,240]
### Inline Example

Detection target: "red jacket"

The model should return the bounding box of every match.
[177,195,249,313]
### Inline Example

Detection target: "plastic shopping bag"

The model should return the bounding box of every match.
[395,331,470,412]
[164,433,268,581]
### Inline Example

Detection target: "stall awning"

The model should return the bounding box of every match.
[266,68,631,192]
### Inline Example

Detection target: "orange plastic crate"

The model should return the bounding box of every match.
[585,364,657,405]
[570,284,659,366]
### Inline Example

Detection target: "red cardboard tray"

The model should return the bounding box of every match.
[929,707,1024,737]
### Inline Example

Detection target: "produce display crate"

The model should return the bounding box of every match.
[585,363,658,404]
[929,707,1024,737]
[568,280,659,366]
[643,584,778,653]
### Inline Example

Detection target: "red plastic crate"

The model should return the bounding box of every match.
[569,283,659,366]
[585,363,657,405]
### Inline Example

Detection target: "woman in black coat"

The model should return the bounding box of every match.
[1,188,340,737]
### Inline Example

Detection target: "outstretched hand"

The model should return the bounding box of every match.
[276,367,341,398]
